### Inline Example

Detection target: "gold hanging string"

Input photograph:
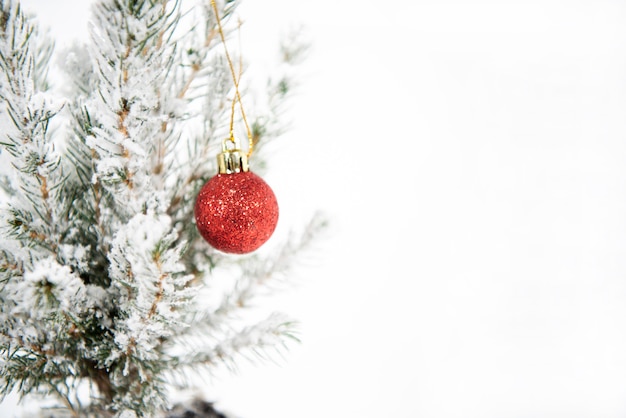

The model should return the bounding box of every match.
[228,29,244,141]
[210,0,254,158]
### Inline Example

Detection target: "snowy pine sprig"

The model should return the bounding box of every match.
[0,0,320,416]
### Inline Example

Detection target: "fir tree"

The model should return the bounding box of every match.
[0,0,320,416]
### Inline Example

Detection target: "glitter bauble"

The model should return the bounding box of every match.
[194,171,279,254]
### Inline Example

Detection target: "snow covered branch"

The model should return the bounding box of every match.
[0,0,321,416]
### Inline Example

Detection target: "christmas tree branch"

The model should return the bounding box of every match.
[0,0,64,264]
[86,0,177,218]
[165,1,242,226]
[168,312,298,380]
[174,0,238,100]
[249,27,311,164]
[170,212,325,371]
[214,213,325,325]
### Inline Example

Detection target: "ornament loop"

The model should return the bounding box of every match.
[217,136,249,174]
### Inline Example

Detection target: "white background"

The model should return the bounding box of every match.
[4,0,626,417]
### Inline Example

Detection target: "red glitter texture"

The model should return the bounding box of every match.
[194,171,279,254]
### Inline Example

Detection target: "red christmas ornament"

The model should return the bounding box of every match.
[194,140,279,254]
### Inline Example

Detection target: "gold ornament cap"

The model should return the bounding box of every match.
[217,136,249,174]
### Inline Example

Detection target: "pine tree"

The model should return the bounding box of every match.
[0,0,320,416]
